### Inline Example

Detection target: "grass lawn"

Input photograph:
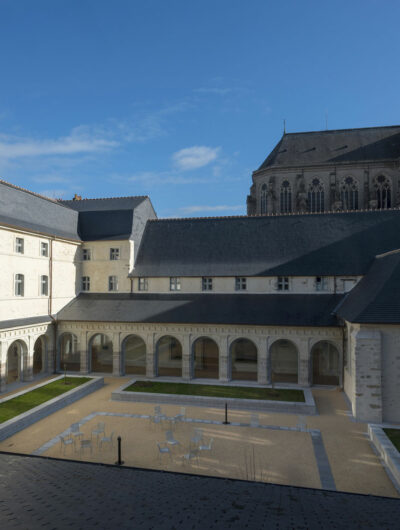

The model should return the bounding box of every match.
[384,428,400,452]
[0,377,91,424]
[125,381,305,402]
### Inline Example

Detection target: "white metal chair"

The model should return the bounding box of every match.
[157,442,171,462]
[198,437,214,453]
[182,450,199,466]
[70,423,84,443]
[190,428,203,448]
[59,434,74,455]
[99,431,114,450]
[80,439,93,456]
[91,422,105,444]
[165,430,180,447]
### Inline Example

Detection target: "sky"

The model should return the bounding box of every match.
[0,0,399,218]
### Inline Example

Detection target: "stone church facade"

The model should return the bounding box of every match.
[1,124,400,425]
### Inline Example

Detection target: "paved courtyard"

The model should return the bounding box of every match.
[0,376,398,498]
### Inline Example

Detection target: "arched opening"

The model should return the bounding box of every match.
[280,180,292,213]
[33,336,47,375]
[6,340,26,384]
[193,337,219,379]
[270,339,298,383]
[340,176,358,210]
[308,178,325,212]
[90,333,113,373]
[260,184,267,214]
[230,338,257,381]
[374,175,391,209]
[60,333,80,371]
[156,336,182,377]
[312,341,340,385]
[123,335,146,375]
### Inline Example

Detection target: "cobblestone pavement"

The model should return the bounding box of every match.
[0,452,399,529]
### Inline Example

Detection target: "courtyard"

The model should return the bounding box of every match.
[0,376,398,498]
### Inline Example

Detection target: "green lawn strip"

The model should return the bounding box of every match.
[0,377,91,424]
[384,428,400,452]
[125,381,305,402]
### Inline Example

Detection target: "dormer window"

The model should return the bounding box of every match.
[202,277,213,291]
[277,276,289,291]
[235,277,247,291]
[170,277,181,291]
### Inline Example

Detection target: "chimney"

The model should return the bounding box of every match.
[72,194,82,201]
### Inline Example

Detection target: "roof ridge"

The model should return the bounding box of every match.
[284,124,400,136]
[60,195,149,202]
[0,178,73,209]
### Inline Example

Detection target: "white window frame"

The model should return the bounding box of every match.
[235,277,247,291]
[40,275,49,296]
[15,237,24,254]
[277,276,289,291]
[110,248,120,261]
[15,274,24,296]
[40,241,49,257]
[138,277,148,291]
[109,275,118,291]
[82,276,90,292]
[202,277,213,291]
[82,248,92,261]
[315,276,328,291]
[169,277,181,291]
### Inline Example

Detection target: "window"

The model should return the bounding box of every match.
[374,175,391,209]
[340,176,358,210]
[40,242,49,257]
[40,275,49,296]
[280,180,292,213]
[15,274,24,296]
[315,276,328,291]
[138,277,148,291]
[277,276,289,291]
[308,178,324,213]
[109,275,118,291]
[110,248,120,260]
[235,277,247,291]
[260,184,267,214]
[15,238,24,254]
[82,248,91,261]
[82,276,90,292]
[169,277,181,291]
[342,279,355,292]
[202,277,213,291]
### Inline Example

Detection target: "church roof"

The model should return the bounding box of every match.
[257,125,400,171]
[337,250,400,324]
[131,209,400,277]
[57,292,343,327]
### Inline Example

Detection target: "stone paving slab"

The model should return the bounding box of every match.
[0,452,399,530]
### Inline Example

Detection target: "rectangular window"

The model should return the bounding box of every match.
[235,277,247,291]
[41,275,49,296]
[15,274,24,296]
[315,276,328,291]
[41,242,49,257]
[169,277,181,291]
[82,248,91,261]
[109,275,118,291]
[82,276,90,292]
[110,248,120,260]
[15,237,24,254]
[277,276,289,291]
[138,277,148,291]
[202,277,213,291]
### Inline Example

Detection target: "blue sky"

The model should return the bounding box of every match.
[0,0,399,218]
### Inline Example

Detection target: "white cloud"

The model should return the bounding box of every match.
[179,204,243,214]
[172,146,220,171]
[123,171,214,186]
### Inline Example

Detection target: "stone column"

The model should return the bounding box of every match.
[23,338,34,382]
[112,332,122,376]
[257,338,268,385]
[182,335,191,381]
[352,328,382,423]
[146,334,156,378]
[219,335,230,382]
[297,338,310,387]
[80,332,89,374]
[0,341,6,392]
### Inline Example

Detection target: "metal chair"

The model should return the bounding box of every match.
[70,423,84,443]
[190,428,203,448]
[59,434,74,455]
[182,449,199,466]
[99,431,114,450]
[165,430,180,447]
[198,437,214,453]
[80,439,93,456]
[157,442,171,462]
[91,422,105,444]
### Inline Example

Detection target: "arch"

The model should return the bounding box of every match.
[270,339,298,383]
[230,338,257,381]
[123,334,146,375]
[311,341,340,385]
[6,340,27,384]
[340,176,359,210]
[280,180,292,213]
[90,333,113,373]
[374,175,391,209]
[308,178,324,212]
[260,184,267,214]
[33,335,47,375]
[156,335,182,377]
[59,332,80,372]
[192,337,219,379]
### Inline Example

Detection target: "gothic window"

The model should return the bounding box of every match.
[374,175,391,209]
[308,178,325,212]
[340,176,359,210]
[280,180,292,213]
[260,184,267,214]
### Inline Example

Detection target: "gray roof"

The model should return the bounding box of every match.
[57,293,343,327]
[0,315,52,330]
[0,180,80,240]
[257,125,400,171]
[59,196,148,211]
[132,210,400,277]
[338,251,400,324]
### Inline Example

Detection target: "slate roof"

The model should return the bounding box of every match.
[257,125,400,171]
[0,315,53,330]
[337,250,400,324]
[59,196,148,211]
[57,292,343,327]
[0,180,80,240]
[131,209,400,277]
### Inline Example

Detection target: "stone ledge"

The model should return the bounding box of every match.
[0,376,104,442]
[368,424,400,491]
[112,380,316,415]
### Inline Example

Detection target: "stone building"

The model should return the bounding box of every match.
[0,124,400,425]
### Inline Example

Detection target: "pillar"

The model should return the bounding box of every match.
[146,334,156,378]
[298,338,310,387]
[0,341,6,392]
[182,335,191,381]
[258,338,268,385]
[219,335,230,383]
[80,332,89,374]
[112,332,122,376]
